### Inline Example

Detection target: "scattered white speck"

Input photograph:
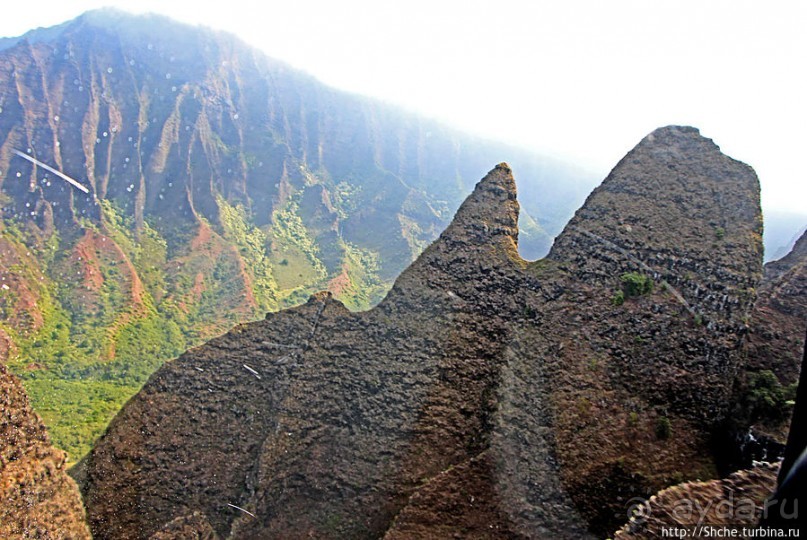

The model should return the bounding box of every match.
[243,364,261,380]
[1,284,9,290]
[107,67,113,74]
[54,115,59,122]
[129,59,135,66]
[165,73,171,79]
[233,113,239,120]
[227,504,255,518]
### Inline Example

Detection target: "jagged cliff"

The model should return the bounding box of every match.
[80,126,770,538]
[614,244,807,538]
[0,9,593,461]
[719,229,807,466]
[744,230,806,385]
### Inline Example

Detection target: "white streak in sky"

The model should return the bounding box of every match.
[13,150,90,194]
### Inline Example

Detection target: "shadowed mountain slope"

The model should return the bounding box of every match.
[81,126,768,538]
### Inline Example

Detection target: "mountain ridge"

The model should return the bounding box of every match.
[0,10,594,461]
[78,126,792,539]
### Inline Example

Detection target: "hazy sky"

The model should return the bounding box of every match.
[3,1,806,213]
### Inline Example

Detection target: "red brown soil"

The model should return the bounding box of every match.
[326,264,351,297]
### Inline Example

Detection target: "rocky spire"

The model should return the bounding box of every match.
[81,128,771,539]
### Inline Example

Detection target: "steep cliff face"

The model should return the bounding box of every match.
[746,230,807,383]
[0,362,91,539]
[0,9,593,461]
[81,126,766,538]
[722,230,807,463]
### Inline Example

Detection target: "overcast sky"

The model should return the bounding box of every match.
[3,1,806,213]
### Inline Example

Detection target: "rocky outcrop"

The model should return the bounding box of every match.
[81,126,766,538]
[745,230,806,383]
[720,230,807,466]
[613,463,779,539]
[0,363,91,539]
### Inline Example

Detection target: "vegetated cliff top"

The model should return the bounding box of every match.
[76,125,779,539]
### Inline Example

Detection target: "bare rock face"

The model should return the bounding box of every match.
[82,126,765,538]
[0,363,91,539]
[745,230,807,382]
[723,230,807,462]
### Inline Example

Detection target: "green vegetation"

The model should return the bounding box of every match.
[715,227,726,240]
[1,208,190,462]
[610,272,653,306]
[744,370,798,421]
[336,242,387,310]
[266,198,328,302]
[0,190,396,462]
[217,195,279,312]
[15,377,140,461]
[620,272,654,298]
[655,416,672,440]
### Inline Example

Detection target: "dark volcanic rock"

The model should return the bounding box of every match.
[149,511,221,540]
[82,127,765,538]
[746,230,807,382]
[722,229,807,463]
